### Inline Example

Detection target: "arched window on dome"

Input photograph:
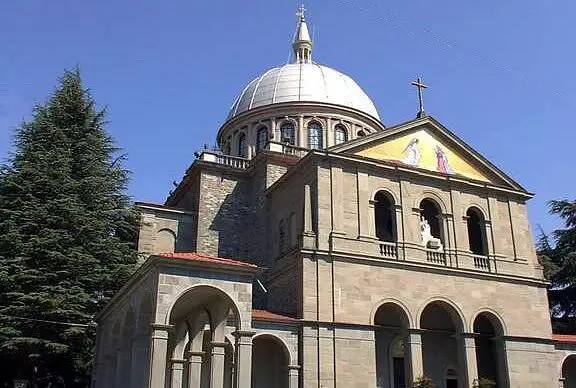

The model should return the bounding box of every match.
[333,125,347,146]
[256,126,268,153]
[466,207,488,256]
[223,142,231,156]
[280,122,295,145]
[357,130,366,138]
[237,132,247,158]
[308,121,323,149]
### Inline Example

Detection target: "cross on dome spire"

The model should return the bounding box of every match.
[297,4,306,21]
[292,5,313,64]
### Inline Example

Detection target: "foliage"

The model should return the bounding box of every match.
[537,199,576,333]
[473,378,497,388]
[413,376,436,388]
[0,68,140,386]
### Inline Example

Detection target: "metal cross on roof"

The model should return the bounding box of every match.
[411,76,428,118]
[296,4,306,21]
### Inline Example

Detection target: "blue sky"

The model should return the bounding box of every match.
[1,0,574,236]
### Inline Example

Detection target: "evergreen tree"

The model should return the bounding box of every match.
[0,69,139,386]
[537,199,576,334]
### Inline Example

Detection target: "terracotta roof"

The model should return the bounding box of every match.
[553,334,576,343]
[252,309,298,323]
[156,252,258,268]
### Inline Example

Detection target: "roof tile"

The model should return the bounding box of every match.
[156,252,258,268]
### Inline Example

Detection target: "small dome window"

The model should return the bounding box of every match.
[334,125,347,145]
[308,121,323,149]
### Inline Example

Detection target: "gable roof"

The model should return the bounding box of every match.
[329,116,528,192]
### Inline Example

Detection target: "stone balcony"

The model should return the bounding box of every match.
[321,233,538,281]
[197,141,310,170]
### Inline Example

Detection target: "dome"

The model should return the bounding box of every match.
[227,63,380,121]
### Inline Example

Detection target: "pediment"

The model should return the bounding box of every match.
[330,116,526,191]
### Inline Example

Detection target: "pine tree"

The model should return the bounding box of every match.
[537,199,576,334]
[0,69,139,386]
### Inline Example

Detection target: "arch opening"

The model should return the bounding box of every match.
[252,335,290,388]
[474,313,507,388]
[167,286,241,388]
[466,207,488,256]
[563,355,576,388]
[419,199,443,243]
[374,191,397,243]
[374,303,410,388]
[420,301,464,387]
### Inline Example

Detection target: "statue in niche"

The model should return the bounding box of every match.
[420,216,443,250]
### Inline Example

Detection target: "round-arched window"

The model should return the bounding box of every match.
[334,125,347,145]
[256,126,268,153]
[237,132,247,158]
[308,121,323,149]
[280,122,295,145]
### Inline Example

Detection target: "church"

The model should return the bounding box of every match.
[92,8,576,388]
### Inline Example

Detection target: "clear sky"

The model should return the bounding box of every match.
[1,0,574,236]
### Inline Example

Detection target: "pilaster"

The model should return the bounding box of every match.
[460,333,478,388]
[233,330,256,388]
[148,323,173,388]
[210,341,228,388]
[186,350,204,388]
[406,330,424,383]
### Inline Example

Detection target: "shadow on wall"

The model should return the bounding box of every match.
[209,179,255,263]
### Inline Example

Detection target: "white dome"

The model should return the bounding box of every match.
[227,63,380,121]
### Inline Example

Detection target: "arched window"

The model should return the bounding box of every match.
[357,130,366,138]
[237,132,247,158]
[467,207,487,256]
[420,199,442,242]
[224,142,231,155]
[256,126,268,153]
[374,191,396,242]
[280,122,295,145]
[308,121,323,149]
[333,125,347,145]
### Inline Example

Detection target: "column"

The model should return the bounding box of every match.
[460,334,478,388]
[170,358,186,388]
[148,323,173,388]
[270,118,277,142]
[288,365,300,388]
[298,115,305,148]
[484,219,496,272]
[131,336,150,388]
[357,171,376,240]
[234,331,255,388]
[325,117,332,147]
[394,204,405,260]
[186,350,204,388]
[210,341,227,388]
[406,330,424,383]
[330,166,345,235]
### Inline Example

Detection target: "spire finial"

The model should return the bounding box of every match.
[292,5,313,64]
[411,76,429,118]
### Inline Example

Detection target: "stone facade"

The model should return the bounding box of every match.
[92,12,576,387]
[91,114,576,388]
